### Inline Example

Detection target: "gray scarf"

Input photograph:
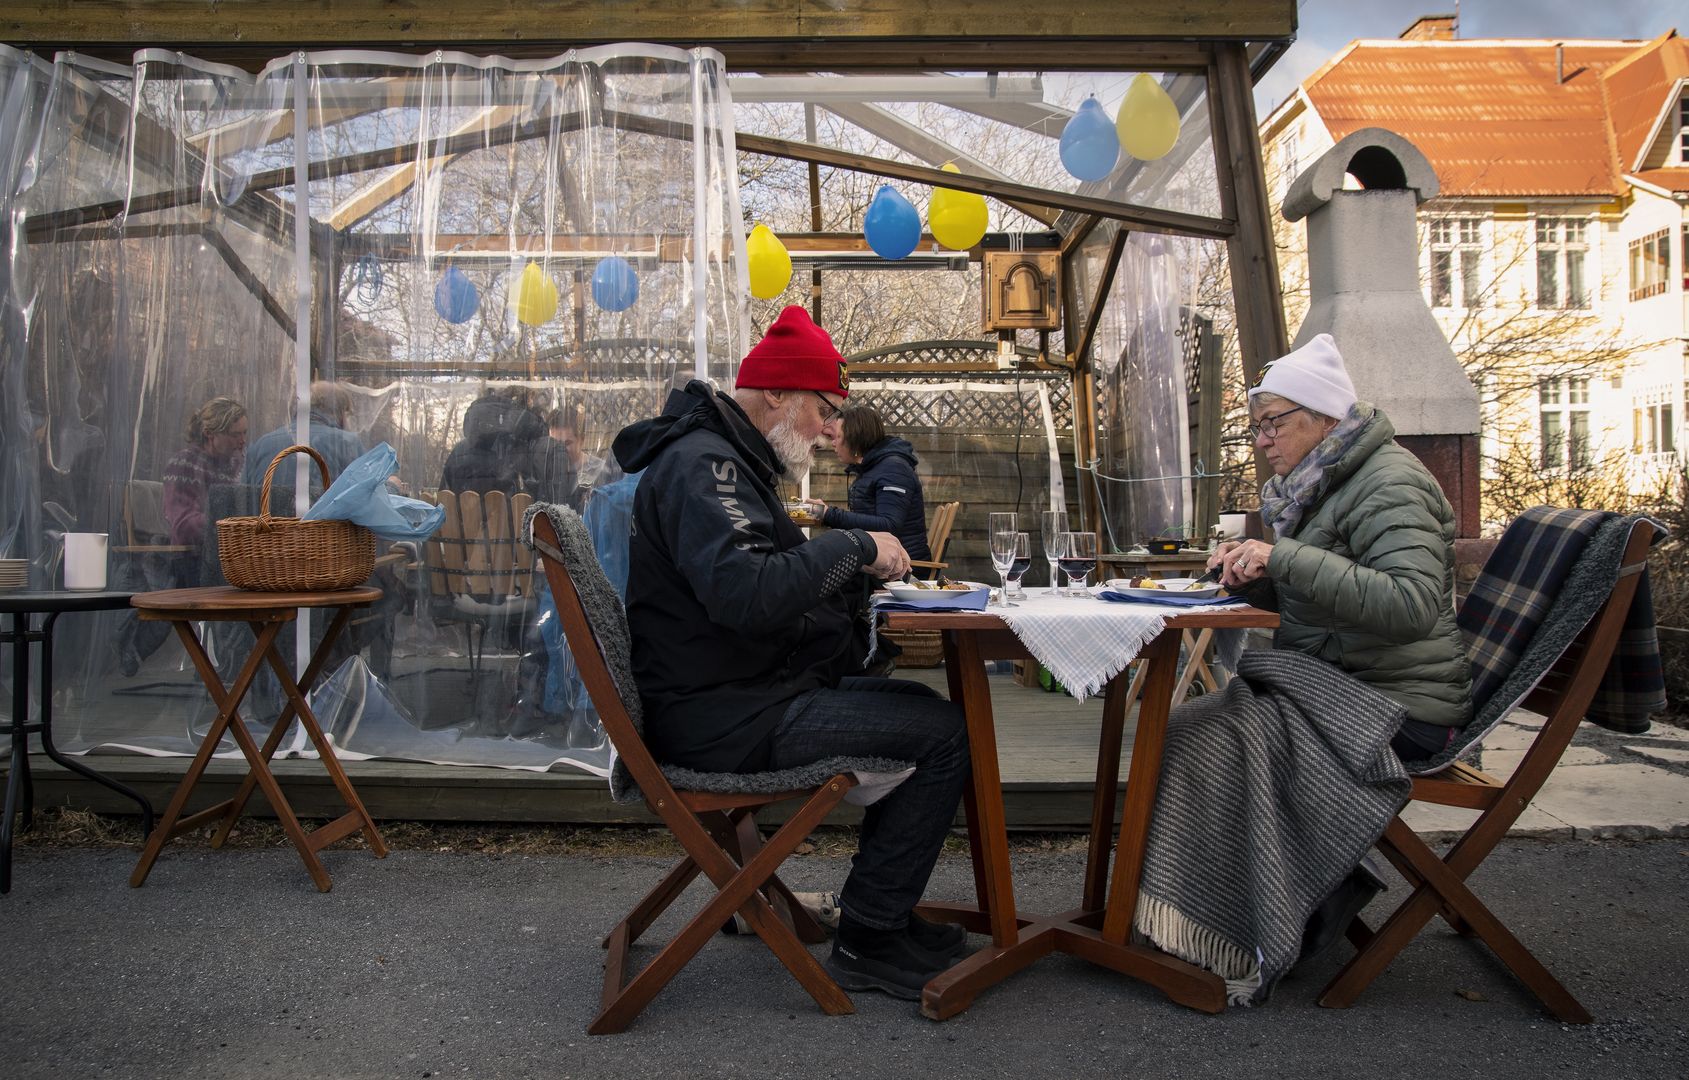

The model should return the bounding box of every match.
[1259,402,1374,538]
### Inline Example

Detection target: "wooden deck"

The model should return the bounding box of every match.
[11,665,1138,831]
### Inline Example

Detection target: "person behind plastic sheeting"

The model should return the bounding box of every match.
[1198,332,1475,969]
[163,396,248,549]
[120,397,247,676]
[243,380,367,495]
[611,305,971,1002]
[439,385,549,496]
[806,404,932,569]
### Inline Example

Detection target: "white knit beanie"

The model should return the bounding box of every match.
[1248,333,1357,419]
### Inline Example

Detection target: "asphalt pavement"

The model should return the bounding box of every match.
[2,837,1685,1079]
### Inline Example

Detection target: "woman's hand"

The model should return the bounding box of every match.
[1218,539,1274,589]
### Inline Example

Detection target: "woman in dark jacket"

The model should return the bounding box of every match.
[810,406,931,565]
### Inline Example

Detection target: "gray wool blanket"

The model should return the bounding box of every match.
[1135,648,1411,1004]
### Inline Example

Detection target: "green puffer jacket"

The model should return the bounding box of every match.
[1259,407,1474,728]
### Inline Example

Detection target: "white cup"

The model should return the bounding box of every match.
[1218,512,1250,541]
[64,532,109,590]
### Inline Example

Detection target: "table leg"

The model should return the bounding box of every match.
[2,612,30,894]
[1102,629,1181,943]
[1082,669,1132,912]
[33,612,155,837]
[130,619,281,888]
[942,636,990,911]
[257,614,387,860]
[209,611,352,846]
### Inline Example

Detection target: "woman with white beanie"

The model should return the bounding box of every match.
[1209,332,1473,759]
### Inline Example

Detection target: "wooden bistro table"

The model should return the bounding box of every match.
[128,585,389,892]
[881,603,1279,1020]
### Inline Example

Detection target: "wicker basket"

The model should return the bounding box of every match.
[217,444,375,592]
[884,628,945,668]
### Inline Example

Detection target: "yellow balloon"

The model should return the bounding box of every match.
[746,223,793,300]
[929,163,988,251]
[1116,73,1180,161]
[514,262,558,325]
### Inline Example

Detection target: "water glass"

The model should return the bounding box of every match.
[1040,509,1069,595]
[987,513,1019,606]
[1006,532,1031,599]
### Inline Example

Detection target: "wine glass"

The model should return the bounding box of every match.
[1058,531,1099,597]
[987,512,1018,606]
[1006,532,1031,600]
[1040,509,1069,595]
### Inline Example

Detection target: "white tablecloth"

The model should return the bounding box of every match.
[995,591,1237,701]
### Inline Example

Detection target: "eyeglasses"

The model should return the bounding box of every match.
[811,391,843,423]
[1247,405,1305,440]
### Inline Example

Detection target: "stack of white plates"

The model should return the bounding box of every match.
[0,557,28,590]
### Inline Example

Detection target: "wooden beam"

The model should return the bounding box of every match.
[819,101,1059,227]
[1204,43,1285,387]
[736,130,1235,239]
[1072,227,1130,376]
[327,103,523,230]
[3,3,1298,65]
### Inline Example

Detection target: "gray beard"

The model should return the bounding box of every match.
[765,413,814,483]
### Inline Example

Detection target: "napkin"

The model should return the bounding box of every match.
[1096,589,1247,608]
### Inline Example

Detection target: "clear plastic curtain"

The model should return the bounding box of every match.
[808,376,1071,589]
[1092,232,1190,551]
[1,45,745,775]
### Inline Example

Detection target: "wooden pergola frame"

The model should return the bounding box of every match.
[9,0,1294,528]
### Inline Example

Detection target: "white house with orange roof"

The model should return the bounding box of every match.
[1261,14,1688,510]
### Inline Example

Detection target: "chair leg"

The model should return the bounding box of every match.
[590,784,854,1035]
[1321,819,1591,1023]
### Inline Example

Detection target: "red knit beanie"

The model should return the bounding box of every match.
[734,305,850,397]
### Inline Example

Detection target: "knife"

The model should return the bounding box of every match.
[1191,564,1223,586]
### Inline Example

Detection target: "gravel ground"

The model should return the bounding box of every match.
[2,831,1685,1079]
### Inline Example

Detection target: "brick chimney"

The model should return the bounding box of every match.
[1281,128,1482,540]
[1400,15,1457,41]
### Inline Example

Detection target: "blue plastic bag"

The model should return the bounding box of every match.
[302,442,445,541]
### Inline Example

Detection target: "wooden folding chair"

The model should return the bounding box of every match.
[422,489,537,682]
[1319,517,1661,1023]
[527,508,893,1034]
[909,500,960,577]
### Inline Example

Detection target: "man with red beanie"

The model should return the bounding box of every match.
[611,305,971,1001]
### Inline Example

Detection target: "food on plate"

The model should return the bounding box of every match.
[1129,577,1162,590]
[1184,579,1215,591]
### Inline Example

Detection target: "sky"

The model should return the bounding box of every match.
[1254,0,1684,116]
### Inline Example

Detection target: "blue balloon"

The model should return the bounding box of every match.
[863,185,920,260]
[1059,97,1120,182]
[433,266,479,324]
[591,256,639,312]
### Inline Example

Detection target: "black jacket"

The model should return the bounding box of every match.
[821,436,931,563]
[440,396,549,495]
[611,382,880,771]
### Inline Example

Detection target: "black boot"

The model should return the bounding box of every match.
[826,913,953,1000]
[906,911,967,959]
[1297,857,1387,967]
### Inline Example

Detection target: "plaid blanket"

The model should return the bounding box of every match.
[1457,506,1665,739]
[1137,649,1410,1005]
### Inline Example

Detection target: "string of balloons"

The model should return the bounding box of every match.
[436,76,1180,316]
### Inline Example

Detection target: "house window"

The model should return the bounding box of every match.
[1681,94,1688,161]
[1429,218,1483,308]
[1536,217,1588,309]
[1539,375,1592,469]
[1633,386,1677,455]
[1629,228,1670,300]
[1278,129,1300,198]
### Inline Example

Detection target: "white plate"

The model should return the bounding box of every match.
[884,580,987,602]
[1103,576,1224,600]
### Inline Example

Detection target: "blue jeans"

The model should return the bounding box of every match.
[769,676,969,930]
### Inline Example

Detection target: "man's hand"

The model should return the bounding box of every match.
[862,532,911,580]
